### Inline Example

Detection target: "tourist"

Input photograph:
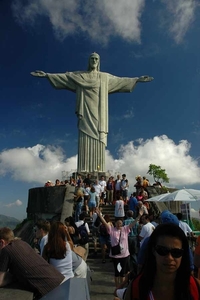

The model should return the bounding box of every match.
[75,212,90,261]
[74,189,84,222]
[96,207,141,287]
[42,221,74,281]
[123,210,139,275]
[106,176,114,205]
[115,196,125,220]
[93,179,101,208]
[121,174,129,203]
[139,214,155,247]
[176,213,194,237]
[128,193,138,218]
[35,219,50,255]
[114,174,121,202]
[88,186,97,218]
[99,214,113,263]
[64,216,80,245]
[124,223,200,299]
[99,175,107,205]
[0,227,65,298]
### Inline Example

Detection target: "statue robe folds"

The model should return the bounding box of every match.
[47,71,138,173]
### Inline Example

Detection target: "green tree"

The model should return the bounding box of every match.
[147,164,170,184]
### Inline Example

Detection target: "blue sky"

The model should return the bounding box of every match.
[0,0,200,220]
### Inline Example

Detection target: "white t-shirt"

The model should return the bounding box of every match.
[49,242,74,280]
[39,234,48,256]
[139,222,155,247]
[114,200,125,217]
[115,179,121,191]
[75,220,90,234]
[179,220,192,236]
[99,180,106,193]
[93,184,101,196]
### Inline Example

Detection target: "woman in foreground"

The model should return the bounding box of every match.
[124,223,200,300]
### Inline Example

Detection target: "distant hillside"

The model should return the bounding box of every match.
[0,214,20,229]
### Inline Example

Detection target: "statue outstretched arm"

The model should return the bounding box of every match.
[30,70,47,78]
[137,75,154,82]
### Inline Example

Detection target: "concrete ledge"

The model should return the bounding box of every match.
[40,278,90,300]
[0,288,33,300]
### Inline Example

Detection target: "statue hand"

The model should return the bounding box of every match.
[137,75,154,82]
[30,70,47,77]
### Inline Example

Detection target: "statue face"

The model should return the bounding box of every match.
[89,55,99,70]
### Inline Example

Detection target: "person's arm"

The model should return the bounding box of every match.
[31,70,47,77]
[113,272,130,296]
[95,208,110,231]
[129,214,141,230]
[0,271,13,287]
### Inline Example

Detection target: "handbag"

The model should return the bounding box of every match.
[111,230,121,256]
[73,245,87,261]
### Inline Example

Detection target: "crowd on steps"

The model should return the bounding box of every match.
[0,173,200,299]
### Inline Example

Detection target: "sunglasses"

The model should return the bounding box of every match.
[155,245,184,258]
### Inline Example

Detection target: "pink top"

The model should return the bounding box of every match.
[107,225,130,258]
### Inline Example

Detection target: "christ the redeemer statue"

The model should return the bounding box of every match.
[31,53,153,173]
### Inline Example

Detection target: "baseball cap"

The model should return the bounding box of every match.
[160,210,179,226]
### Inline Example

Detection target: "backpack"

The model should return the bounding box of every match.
[94,216,101,227]
[78,223,89,245]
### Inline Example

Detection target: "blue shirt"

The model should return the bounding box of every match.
[129,196,138,212]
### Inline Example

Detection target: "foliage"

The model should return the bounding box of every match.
[147,164,170,184]
[192,218,200,231]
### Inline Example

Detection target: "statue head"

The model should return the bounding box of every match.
[87,52,100,71]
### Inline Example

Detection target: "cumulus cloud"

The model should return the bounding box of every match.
[161,0,198,44]
[4,199,23,208]
[190,208,200,219]
[0,135,200,189]
[11,0,145,44]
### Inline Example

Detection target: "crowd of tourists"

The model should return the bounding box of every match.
[1,173,200,299]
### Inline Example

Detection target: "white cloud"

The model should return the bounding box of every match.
[161,0,198,43]
[190,208,200,219]
[0,135,200,189]
[11,0,145,44]
[4,199,23,208]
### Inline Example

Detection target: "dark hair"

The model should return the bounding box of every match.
[35,219,50,233]
[79,212,86,221]
[139,223,191,299]
[126,210,133,218]
[104,214,111,222]
[65,216,79,236]
[176,213,183,220]
[90,186,95,193]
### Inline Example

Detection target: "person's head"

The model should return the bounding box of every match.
[176,213,183,221]
[104,214,111,223]
[137,201,143,208]
[79,212,86,221]
[76,189,83,198]
[101,175,104,180]
[160,210,179,226]
[133,192,136,197]
[115,218,123,229]
[35,220,50,239]
[0,227,14,249]
[140,223,190,299]
[64,216,74,227]
[140,214,150,225]
[45,221,72,259]
[91,186,95,193]
[126,210,133,218]
[87,173,91,178]
[87,52,100,71]
[55,179,60,185]
[117,174,120,179]
[122,174,126,179]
